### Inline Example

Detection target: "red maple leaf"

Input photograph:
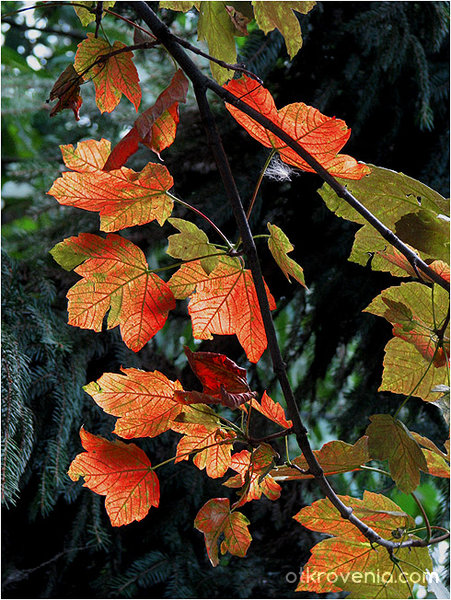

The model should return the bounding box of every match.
[194,498,252,566]
[104,69,189,170]
[247,391,293,429]
[186,257,276,363]
[224,443,281,507]
[224,75,370,180]
[74,34,141,113]
[84,368,184,439]
[50,233,175,352]
[68,427,159,526]
[49,64,83,121]
[48,138,175,232]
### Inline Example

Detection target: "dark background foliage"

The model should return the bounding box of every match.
[2,2,449,598]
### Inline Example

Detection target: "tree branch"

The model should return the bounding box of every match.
[131,1,449,553]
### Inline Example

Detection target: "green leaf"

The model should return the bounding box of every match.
[252,1,316,59]
[319,165,449,269]
[159,1,200,11]
[380,338,449,402]
[166,218,220,274]
[366,414,427,493]
[267,223,306,287]
[395,211,450,262]
[73,1,116,26]
[197,2,237,83]
[364,282,449,367]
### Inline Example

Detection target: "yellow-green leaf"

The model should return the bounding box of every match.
[380,337,449,402]
[166,218,220,274]
[197,2,237,83]
[252,1,316,59]
[267,222,306,287]
[73,1,116,26]
[366,414,427,493]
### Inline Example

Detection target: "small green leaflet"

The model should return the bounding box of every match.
[73,1,116,26]
[166,218,220,274]
[267,223,306,287]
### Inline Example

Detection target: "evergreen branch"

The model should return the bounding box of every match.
[130,1,450,553]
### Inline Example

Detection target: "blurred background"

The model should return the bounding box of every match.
[2,2,449,598]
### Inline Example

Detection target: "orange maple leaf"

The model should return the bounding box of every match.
[187,257,276,363]
[84,368,184,439]
[68,427,159,527]
[224,75,370,180]
[194,498,252,566]
[224,443,281,507]
[104,69,189,170]
[248,391,293,429]
[74,33,141,113]
[50,233,175,352]
[48,138,174,231]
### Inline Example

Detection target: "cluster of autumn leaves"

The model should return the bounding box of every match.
[46,2,450,597]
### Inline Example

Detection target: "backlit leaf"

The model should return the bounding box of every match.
[294,490,415,542]
[104,70,189,169]
[49,64,82,121]
[74,34,141,113]
[187,256,276,363]
[271,437,369,481]
[48,139,174,231]
[68,427,159,527]
[319,165,449,268]
[364,282,449,367]
[380,338,449,402]
[166,218,220,274]
[194,498,251,566]
[297,536,432,597]
[376,244,450,282]
[167,259,210,299]
[248,391,292,429]
[252,1,316,59]
[224,75,369,179]
[411,432,450,478]
[224,443,281,507]
[50,233,175,352]
[73,1,116,26]
[267,222,306,287]
[366,414,427,493]
[84,368,183,439]
[174,423,236,478]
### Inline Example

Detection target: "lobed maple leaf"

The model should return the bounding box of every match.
[366,414,427,494]
[411,432,450,478]
[104,70,189,170]
[296,535,432,597]
[267,222,306,287]
[194,498,252,566]
[319,165,449,269]
[381,337,449,402]
[73,1,116,26]
[252,1,316,59]
[74,33,141,114]
[49,64,82,121]
[68,427,159,527]
[224,443,281,507]
[84,368,184,439]
[271,437,369,481]
[48,139,175,231]
[247,391,292,429]
[295,491,432,597]
[224,75,369,180]
[186,256,276,363]
[174,423,236,478]
[294,491,415,542]
[166,218,220,275]
[173,347,256,409]
[50,233,175,352]
[364,282,449,368]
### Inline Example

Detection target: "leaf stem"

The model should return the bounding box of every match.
[168,192,234,250]
[359,464,391,477]
[247,150,276,221]
[411,492,432,544]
